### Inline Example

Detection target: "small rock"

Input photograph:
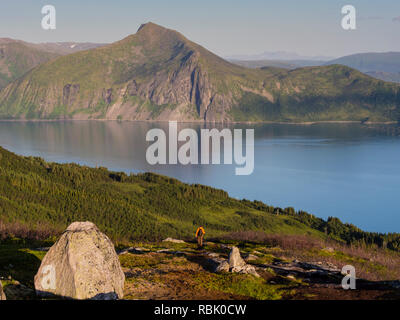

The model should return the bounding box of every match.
[228,247,260,277]
[157,249,172,253]
[322,247,334,253]
[215,261,230,273]
[3,283,35,300]
[207,252,220,258]
[287,274,296,280]
[228,247,246,269]
[234,264,260,278]
[162,238,186,244]
[118,247,133,255]
[245,254,258,262]
[119,247,149,255]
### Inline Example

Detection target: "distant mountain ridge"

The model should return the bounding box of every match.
[0,39,59,89]
[226,51,333,61]
[325,52,400,83]
[325,52,400,73]
[0,23,399,123]
[0,38,106,90]
[365,71,400,83]
[31,42,106,55]
[231,52,400,84]
[229,59,326,69]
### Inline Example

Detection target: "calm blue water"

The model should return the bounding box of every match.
[0,121,399,233]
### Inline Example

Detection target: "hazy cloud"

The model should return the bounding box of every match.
[392,16,400,23]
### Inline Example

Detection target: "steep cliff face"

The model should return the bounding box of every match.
[0,23,399,122]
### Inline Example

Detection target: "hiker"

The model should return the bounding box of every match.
[195,226,205,247]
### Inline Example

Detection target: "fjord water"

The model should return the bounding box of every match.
[0,121,399,233]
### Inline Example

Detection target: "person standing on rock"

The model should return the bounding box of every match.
[195,226,205,248]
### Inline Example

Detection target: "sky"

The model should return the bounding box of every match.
[0,0,400,58]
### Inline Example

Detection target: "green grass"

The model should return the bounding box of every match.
[0,240,50,288]
[119,253,173,269]
[193,272,294,300]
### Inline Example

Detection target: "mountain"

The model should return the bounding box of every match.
[326,52,400,73]
[0,39,107,90]
[0,22,400,122]
[325,52,400,83]
[229,53,400,83]
[0,39,59,90]
[365,71,400,83]
[229,59,325,69]
[31,42,106,55]
[226,51,333,61]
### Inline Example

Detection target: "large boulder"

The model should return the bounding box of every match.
[0,281,6,300]
[34,222,125,300]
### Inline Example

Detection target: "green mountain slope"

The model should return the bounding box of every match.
[0,146,322,241]
[326,52,400,73]
[0,39,59,90]
[0,23,400,122]
[31,42,106,55]
[325,52,400,84]
[1,146,399,250]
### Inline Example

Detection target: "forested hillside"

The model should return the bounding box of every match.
[0,146,399,251]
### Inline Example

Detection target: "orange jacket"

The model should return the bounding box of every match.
[195,227,205,237]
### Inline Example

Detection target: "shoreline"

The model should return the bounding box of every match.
[0,118,398,126]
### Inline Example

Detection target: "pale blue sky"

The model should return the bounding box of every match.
[1,0,399,58]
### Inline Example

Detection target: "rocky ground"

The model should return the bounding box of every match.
[118,240,400,300]
[1,238,400,300]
